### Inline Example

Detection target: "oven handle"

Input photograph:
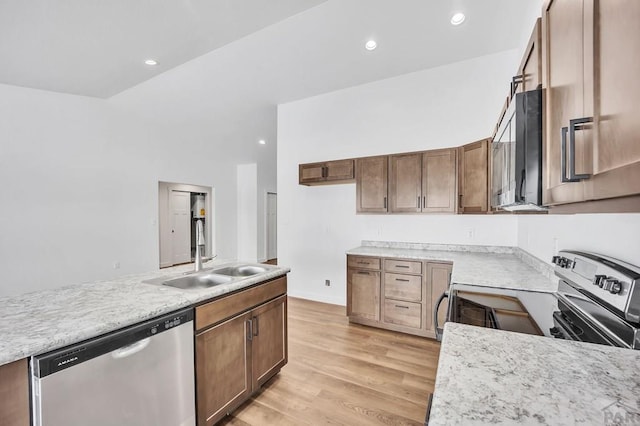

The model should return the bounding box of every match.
[434,291,449,342]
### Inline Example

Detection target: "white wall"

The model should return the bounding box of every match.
[278,50,521,305]
[518,214,640,266]
[0,83,274,297]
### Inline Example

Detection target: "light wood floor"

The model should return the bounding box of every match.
[220,297,441,426]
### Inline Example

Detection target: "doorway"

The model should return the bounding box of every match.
[265,192,277,264]
[159,182,214,268]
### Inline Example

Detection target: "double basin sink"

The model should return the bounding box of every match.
[148,265,269,290]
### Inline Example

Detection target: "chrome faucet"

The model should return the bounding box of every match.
[194,219,205,272]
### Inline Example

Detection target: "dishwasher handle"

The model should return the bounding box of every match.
[111,338,151,359]
[433,291,449,342]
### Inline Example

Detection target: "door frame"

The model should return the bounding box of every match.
[159,181,214,268]
[264,192,277,263]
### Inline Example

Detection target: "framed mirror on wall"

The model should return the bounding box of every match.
[158,181,214,268]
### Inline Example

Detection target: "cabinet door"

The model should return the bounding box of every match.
[0,359,29,426]
[325,159,355,182]
[347,268,381,321]
[299,162,326,184]
[389,153,422,212]
[356,156,388,213]
[426,262,452,332]
[458,139,489,213]
[518,18,542,92]
[542,0,589,205]
[196,311,252,426]
[423,149,457,213]
[584,0,640,201]
[251,295,287,390]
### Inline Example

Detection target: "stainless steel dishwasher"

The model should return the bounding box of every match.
[31,307,195,426]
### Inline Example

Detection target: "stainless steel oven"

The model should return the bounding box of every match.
[434,250,640,349]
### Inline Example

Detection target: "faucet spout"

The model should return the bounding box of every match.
[194,219,204,272]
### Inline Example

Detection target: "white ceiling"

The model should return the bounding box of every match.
[1,0,542,161]
[0,0,327,97]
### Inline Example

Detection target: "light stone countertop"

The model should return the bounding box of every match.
[346,241,557,292]
[429,323,640,425]
[0,259,290,367]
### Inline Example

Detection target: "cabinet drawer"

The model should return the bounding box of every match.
[347,256,381,270]
[384,299,422,329]
[384,259,422,274]
[384,273,422,301]
[195,276,287,331]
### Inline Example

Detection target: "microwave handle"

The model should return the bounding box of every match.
[519,169,526,201]
[434,291,449,342]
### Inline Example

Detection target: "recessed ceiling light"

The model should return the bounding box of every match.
[365,40,377,51]
[451,12,466,26]
[258,139,266,145]
[144,59,158,66]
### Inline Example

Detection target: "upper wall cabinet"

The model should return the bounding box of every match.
[299,159,354,185]
[356,156,389,213]
[516,18,542,93]
[389,153,422,213]
[458,139,490,214]
[543,0,640,206]
[388,149,457,213]
[423,149,458,213]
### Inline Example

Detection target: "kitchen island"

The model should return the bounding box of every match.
[0,259,290,367]
[429,322,640,425]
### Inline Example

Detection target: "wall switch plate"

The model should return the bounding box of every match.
[325,279,330,286]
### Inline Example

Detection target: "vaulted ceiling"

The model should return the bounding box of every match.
[1,1,542,161]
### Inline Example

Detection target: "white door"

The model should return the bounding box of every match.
[266,193,277,261]
[171,191,191,265]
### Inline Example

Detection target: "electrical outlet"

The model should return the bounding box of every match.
[113,261,120,269]
[325,279,331,287]
[467,228,475,239]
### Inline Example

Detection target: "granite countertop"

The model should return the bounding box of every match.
[429,323,640,425]
[0,259,290,367]
[346,241,557,292]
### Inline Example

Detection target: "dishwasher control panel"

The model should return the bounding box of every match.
[32,308,194,378]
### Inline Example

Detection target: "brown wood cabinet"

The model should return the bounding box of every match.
[389,153,422,213]
[542,0,640,206]
[347,256,381,321]
[388,149,457,214]
[516,18,542,93]
[423,149,457,213]
[347,255,452,338]
[195,277,287,426]
[299,159,354,185]
[356,156,388,213]
[196,311,252,426]
[427,262,453,331]
[0,359,30,426]
[458,139,490,213]
[251,295,287,391]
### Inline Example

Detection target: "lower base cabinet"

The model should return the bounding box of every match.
[347,255,451,338]
[195,277,288,426]
[0,358,30,426]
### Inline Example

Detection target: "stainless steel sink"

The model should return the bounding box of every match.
[161,273,233,290]
[212,265,268,277]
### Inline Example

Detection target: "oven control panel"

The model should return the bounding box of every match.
[554,250,640,323]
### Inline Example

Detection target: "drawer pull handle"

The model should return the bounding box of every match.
[395,305,410,309]
[395,265,410,269]
[395,278,410,282]
[356,271,370,275]
[357,261,369,264]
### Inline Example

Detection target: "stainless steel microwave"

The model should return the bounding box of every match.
[491,88,545,211]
